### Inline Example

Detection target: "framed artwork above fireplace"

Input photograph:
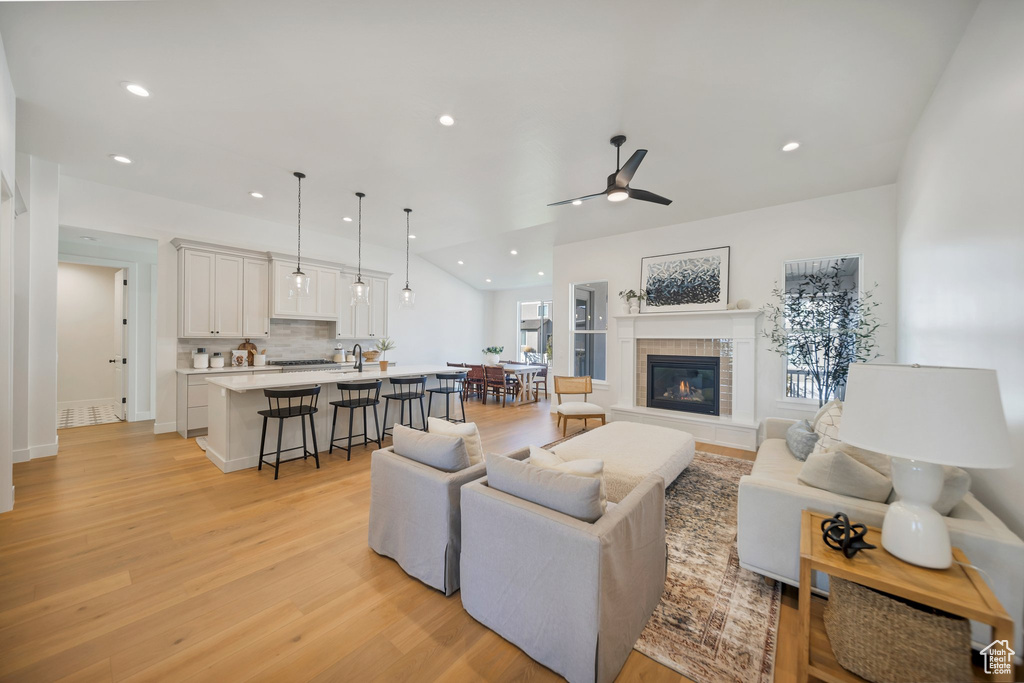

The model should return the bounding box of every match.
[639,246,730,313]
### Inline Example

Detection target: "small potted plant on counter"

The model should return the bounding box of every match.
[618,288,647,314]
[375,337,396,371]
[482,346,504,365]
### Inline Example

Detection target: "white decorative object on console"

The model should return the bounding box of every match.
[840,363,1014,569]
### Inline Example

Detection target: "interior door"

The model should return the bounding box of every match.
[113,269,127,420]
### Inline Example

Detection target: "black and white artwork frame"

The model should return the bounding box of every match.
[639,246,730,313]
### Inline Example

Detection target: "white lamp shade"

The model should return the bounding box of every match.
[839,363,1013,468]
[289,269,311,298]
[398,286,415,309]
[350,278,369,305]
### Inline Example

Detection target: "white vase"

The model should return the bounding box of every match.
[621,301,631,314]
[485,353,500,365]
[629,302,640,314]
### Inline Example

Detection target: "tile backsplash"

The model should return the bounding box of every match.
[177,319,367,365]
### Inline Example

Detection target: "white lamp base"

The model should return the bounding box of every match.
[881,457,952,569]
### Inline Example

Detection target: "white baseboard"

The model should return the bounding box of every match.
[13,448,30,464]
[0,486,12,514]
[58,398,117,411]
[134,411,154,421]
[30,442,59,459]
[153,421,177,435]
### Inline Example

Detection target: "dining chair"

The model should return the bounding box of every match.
[483,365,511,407]
[532,365,549,399]
[553,375,606,436]
[465,364,485,400]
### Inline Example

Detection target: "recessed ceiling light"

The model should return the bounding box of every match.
[409,234,416,239]
[342,216,352,222]
[249,191,264,199]
[510,249,518,255]
[572,200,582,206]
[607,189,628,202]
[782,141,800,152]
[486,278,492,283]
[110,154,132,164]
[439,114,455,126]
[457,260,464,265]
[538,271,544,276]
[79,236,98,242]
[121,82,149,97]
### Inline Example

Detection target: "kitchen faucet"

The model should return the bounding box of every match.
[352,343,362,372]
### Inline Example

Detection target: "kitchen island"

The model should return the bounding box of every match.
[204,364,459,472]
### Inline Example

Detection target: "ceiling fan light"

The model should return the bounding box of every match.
[607,189,629,202]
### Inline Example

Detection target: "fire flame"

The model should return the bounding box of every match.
[679,380,690,394]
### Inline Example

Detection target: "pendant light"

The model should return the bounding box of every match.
[289,171,311,298]
[351,191,370,305]
[399,208,415,309]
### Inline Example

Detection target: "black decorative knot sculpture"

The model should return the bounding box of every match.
[821,512,876,559]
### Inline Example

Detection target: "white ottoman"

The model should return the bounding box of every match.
[551,421,695,502]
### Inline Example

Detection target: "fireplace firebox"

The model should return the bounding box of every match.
[646,355,720,415]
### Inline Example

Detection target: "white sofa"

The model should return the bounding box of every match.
[737,417,1024,651]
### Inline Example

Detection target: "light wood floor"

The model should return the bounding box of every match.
[0,397,802,682]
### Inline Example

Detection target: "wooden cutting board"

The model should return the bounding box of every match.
[238,339,258,366]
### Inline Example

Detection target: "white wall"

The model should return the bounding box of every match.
[896,1,1024,540]
[552,184,899,421]
[0,32,16,512]
[57,176,488,434]
[485,284,552,362]
[56,263,119,407]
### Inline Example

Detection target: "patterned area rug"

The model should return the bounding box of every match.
[57,404,122,428]
[543,432,780,683]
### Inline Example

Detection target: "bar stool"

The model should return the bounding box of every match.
[257,386,321,480]
[328,380,383,460]
[428,372,467,423]
[382,376,427,437]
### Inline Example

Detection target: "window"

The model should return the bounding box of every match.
[780,256,862,402]
[517,299,552,364]
[570,282,607,381]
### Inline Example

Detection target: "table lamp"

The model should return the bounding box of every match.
[839,363,1013,569]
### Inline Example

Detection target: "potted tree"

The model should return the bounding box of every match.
[482,346,504,365]
[618,288,647,314]
[375,337,396,371]
[762,260,882,406]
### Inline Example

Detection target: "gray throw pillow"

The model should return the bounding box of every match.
[888,466,971,516]
[785,419,818,461]
[485,452,604,523]
[798,449,893,502]
[392,424,470,472]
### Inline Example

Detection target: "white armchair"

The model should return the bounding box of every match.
[459,472,666,683]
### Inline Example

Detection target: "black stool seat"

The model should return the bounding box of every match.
[382,376,427,436]
[329,380,383,459]
[258,404,318,419]
[257,386,321,480]
[427,372,467,424]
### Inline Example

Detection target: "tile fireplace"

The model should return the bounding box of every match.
[646,355,720,415]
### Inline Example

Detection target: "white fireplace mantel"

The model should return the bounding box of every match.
[611,309,762,450]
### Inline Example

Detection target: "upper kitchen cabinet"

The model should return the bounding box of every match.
[336,274,388,339]
[174,239,269,339]
[270,258,340,321]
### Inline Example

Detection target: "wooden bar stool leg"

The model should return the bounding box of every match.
[258,416,268,471]
[309,415,319,469]
[329,405,338,454]
[346,406,354,461]
[372,406,382,448]
[419,396,426,429]
[301,414,309,459]
[274,418,284,480]
[382,400,390,439]
[362,406,369,447]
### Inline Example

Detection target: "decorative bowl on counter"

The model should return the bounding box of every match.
[362,350,380,362]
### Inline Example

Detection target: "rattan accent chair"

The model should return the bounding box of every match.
[553,375,606,436]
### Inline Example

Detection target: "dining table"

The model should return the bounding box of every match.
[501,363,548,406]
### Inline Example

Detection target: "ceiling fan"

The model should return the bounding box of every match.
[548,135,673,207]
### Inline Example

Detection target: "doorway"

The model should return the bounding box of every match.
[56,262,126,427]
[517,300,552,364]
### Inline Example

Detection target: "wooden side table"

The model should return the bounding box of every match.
[798,509,1015,683]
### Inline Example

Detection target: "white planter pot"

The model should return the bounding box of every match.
[621,301,632,314]
[484,353,500,365]
[629,302,640,314]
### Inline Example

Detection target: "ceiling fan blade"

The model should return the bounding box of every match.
[628,188,673,205]
[547,191,606,207]
[614,149,647,186]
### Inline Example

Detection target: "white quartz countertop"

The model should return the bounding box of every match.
[176,365,285,375]
[205,364,458,392]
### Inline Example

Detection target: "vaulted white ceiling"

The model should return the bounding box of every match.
[1,0,977,289]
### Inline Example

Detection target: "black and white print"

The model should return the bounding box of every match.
[640,246,730,313]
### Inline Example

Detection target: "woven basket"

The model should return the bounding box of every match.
[362,350,380,362]
[824,578,972,683]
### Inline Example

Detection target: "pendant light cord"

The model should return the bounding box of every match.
[356,192,363,281]
[296,174,302,271]
[404,209,411,288]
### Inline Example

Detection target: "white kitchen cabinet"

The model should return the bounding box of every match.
[270,259,341,321]
[176,368,283,437]
[336,272,356,339]
[179,248,246,338]
[242,258,270,337]
[350,276,389,338]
